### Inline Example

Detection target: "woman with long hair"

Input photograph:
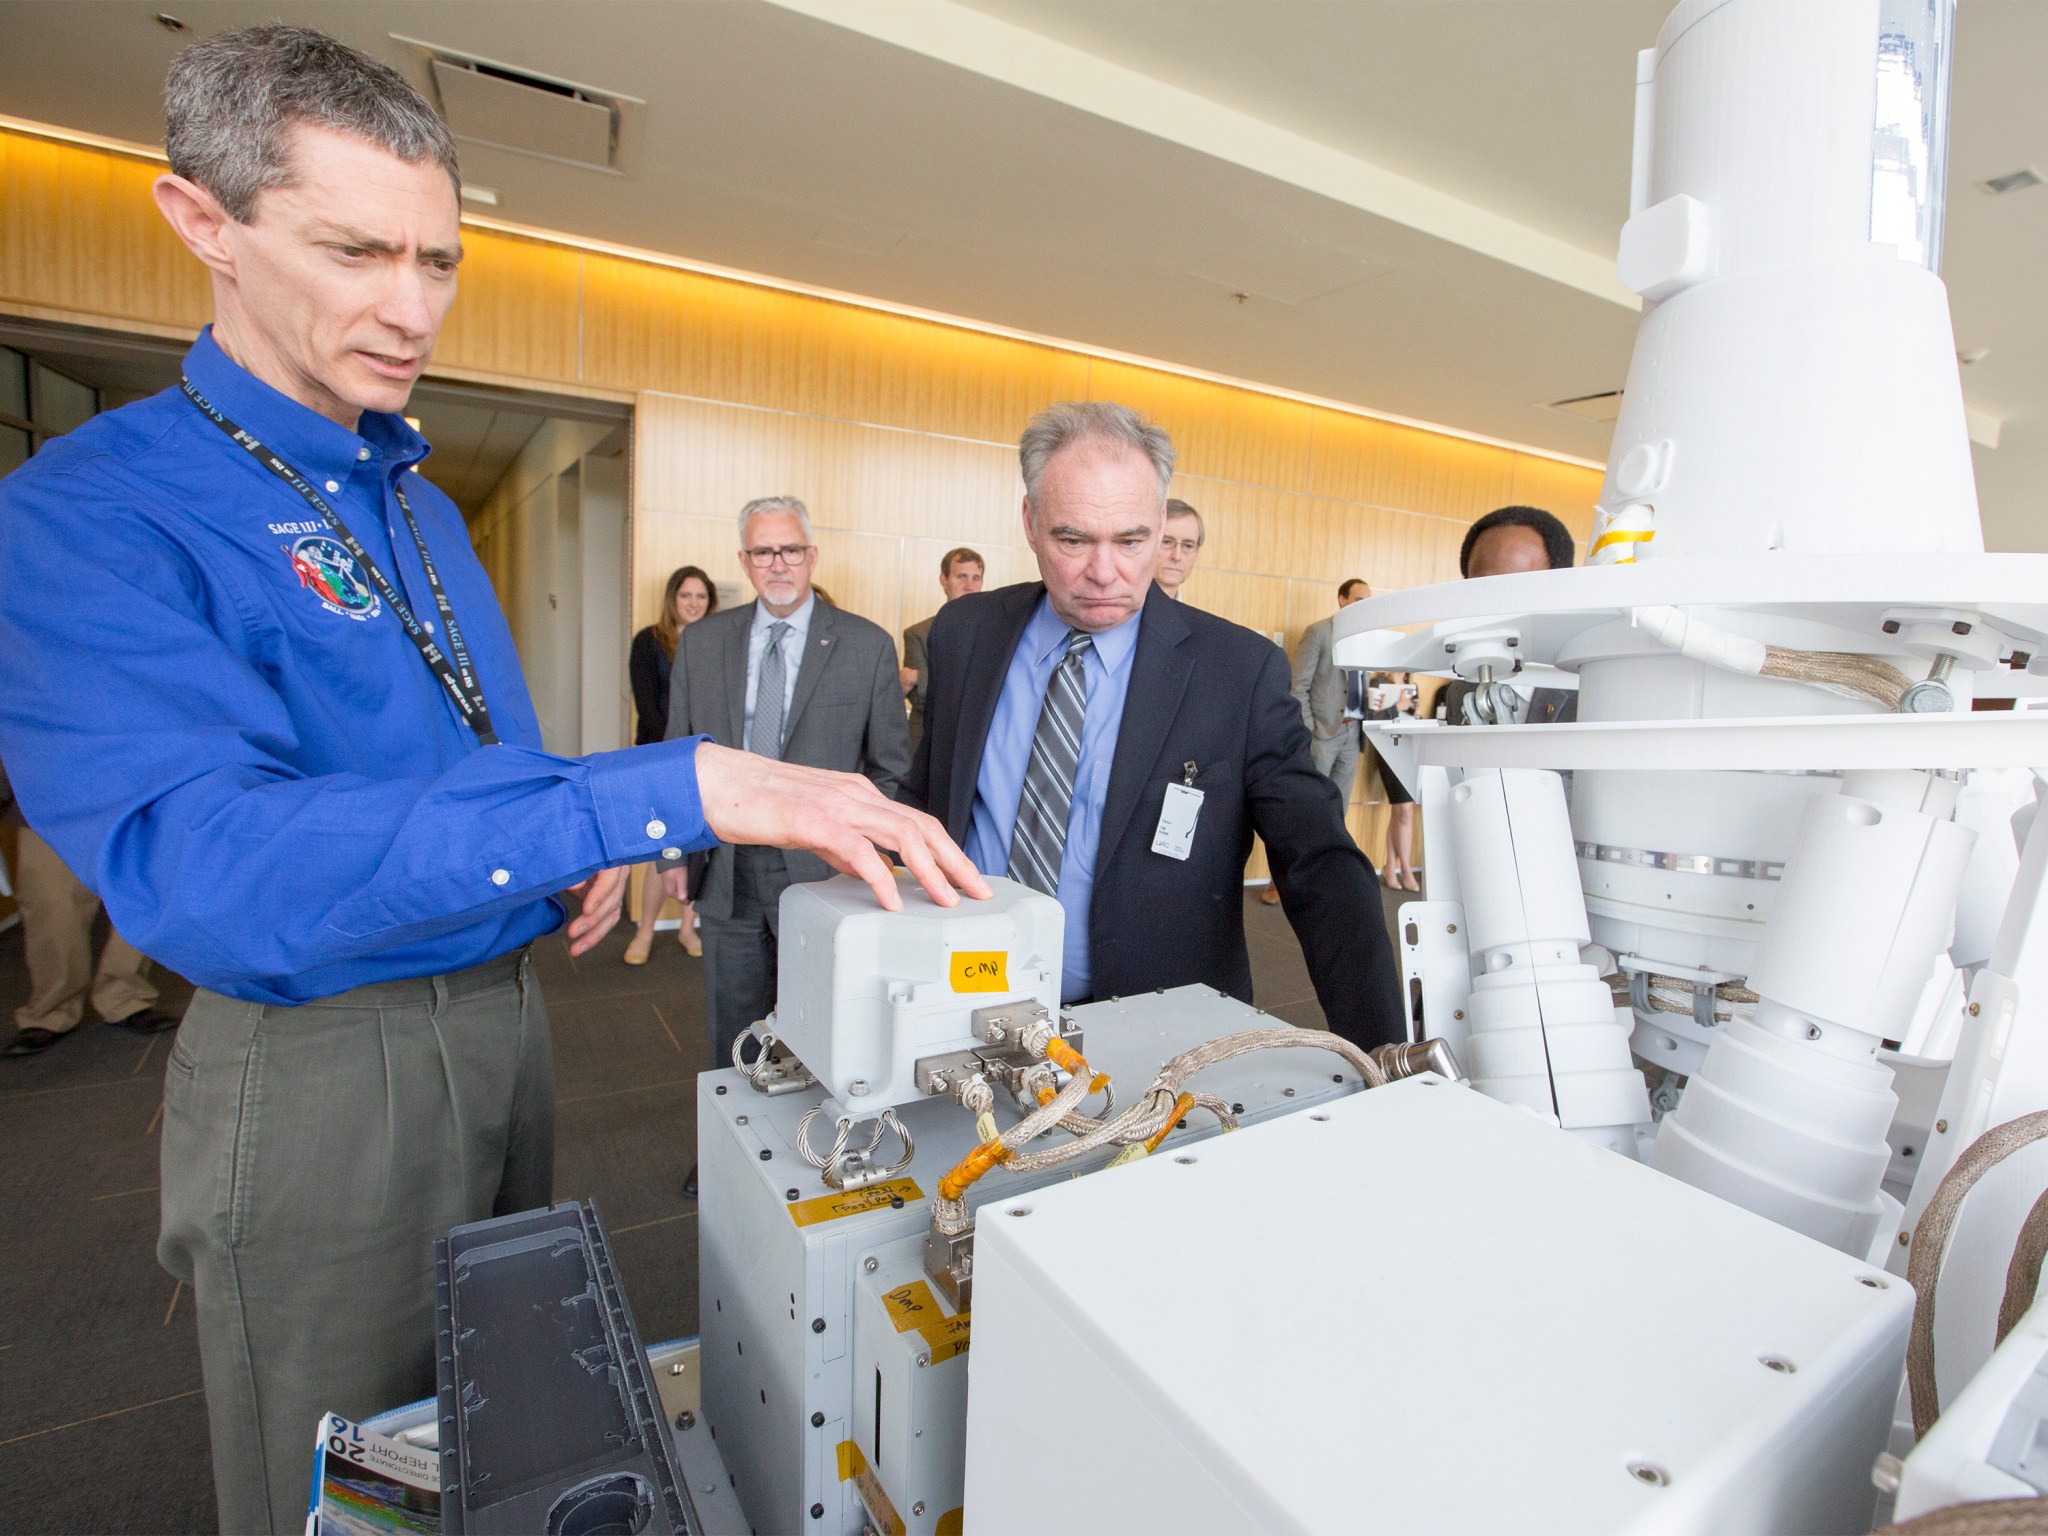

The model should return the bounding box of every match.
[625,565,716,963]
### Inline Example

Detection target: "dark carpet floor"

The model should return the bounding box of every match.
[0,883,1399,1533]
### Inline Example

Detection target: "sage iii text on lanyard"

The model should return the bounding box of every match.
[180,377,499,747]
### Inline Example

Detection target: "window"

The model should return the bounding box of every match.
[0,346,101,474]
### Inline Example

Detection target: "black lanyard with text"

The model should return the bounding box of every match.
[181,377,499,747]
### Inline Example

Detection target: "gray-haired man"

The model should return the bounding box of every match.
[661,497,912,1074]
[0,28,980,1532]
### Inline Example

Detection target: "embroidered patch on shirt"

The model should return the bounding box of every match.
[287,535,381,621]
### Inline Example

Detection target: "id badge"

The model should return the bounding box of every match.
[1152,764,1204,861]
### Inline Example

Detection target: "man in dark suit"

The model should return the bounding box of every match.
[901,545,984,753]
[664,496,911,1068]
[900,403,1404,1050]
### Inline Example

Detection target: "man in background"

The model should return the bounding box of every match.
[1,758,175,1055]
[1269,576,1396,902]
[903,403,1403,1050]
[902,546,984,751]
[1153,497,1204,600]
[664,496,912,1078]
[1450,504,1579,724]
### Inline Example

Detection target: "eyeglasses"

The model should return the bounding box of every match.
[1158,535,1202,555]
[742,544,814,568]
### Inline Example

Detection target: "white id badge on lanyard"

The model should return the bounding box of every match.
[1152,761,1203,861]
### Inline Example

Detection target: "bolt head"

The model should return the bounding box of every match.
[786,1188,800,1201]
[1882,619,1901,634]
[1936,1118,1949,1133]
[759,1148,773,1161]
[1969,1002,1981,1016]
[916,1352,930,1368]
[812,1317,826,1333]
[913,1503,926,1516]
[864,1256,879,1272]
[1899,1232,1911,1246]
[812,1411,826,1427]
[715,1084,727,1095]
[811,1503,825,1520]
[675,1410,695,1430]
[1954,620,1973,635]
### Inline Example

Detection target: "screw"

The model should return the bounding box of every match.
[864,1257,879,1272]
[811,1503,825,1520]
[891,1195,905,1208]
[736,1115,749,1126]
[759,1149,773,1161]
[675,1409,695,1430]
[1759,1355,1796,1374]
[1453,1009,1465,1020]
[669,1362,685,1376]
[812,1411,826,1427]
[715,1085,727,1095]
[986,1025,1007,1046]
[1628,1462,1669,1488]
[1331,1074,1342,1083]
[1899,1232,1911,1246]
[1447,924,1458,934]
[1232,1102,1245,1114]
[926,1072,946,1094]
[1936,1119,1949,1133]
[1860,1276,1888,1289]
[812,1317,826,1333]
[1954,621,1973,635]
[1969,1002,1981,1016]
[1805,1025,1822,1041]
[849,1080,870,1097]
[1881,618,1901,634]
[917,1352,930,1367]
[787,1188,800,1201]
[1283,1087,1295,1097]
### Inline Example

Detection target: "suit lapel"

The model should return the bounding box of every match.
[949,584,1042,842]
[724,602,754,748]
[780,599,838,745]
[1097,587,1193,873]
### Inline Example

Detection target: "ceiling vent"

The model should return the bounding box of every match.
[392,37,643,175]
[1979,167,2043,196]
[1543,391,1625,423]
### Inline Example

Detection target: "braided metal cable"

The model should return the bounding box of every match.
[1908,1110,2048,1437]
[1998,1185,2048,1348]
[1879,1498,2048,1535]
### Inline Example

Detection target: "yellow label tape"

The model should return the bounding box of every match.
[836,1440,907,1536]
[935,1510,964,1536]
[787,1179,924,1229]
[949,950,1009,992]
[880,1278,972,1364]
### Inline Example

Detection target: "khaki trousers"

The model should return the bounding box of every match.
[11,827,157,1033]
[158,948,554,1534]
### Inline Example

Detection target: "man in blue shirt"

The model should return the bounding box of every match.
[0,27,980,1534]
[904,402,1403,1046]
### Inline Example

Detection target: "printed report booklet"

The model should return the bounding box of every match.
[305,1412,441,1536]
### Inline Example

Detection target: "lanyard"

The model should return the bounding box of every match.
[180,377,498,747]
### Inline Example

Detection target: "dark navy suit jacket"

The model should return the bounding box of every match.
[900,581,1405,1050]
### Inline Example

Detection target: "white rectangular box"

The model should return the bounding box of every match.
[966,1077,1913,1534]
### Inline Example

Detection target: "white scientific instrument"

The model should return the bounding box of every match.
[1333,0,2048,1520]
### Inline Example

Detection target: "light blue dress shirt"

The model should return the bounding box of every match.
[743,592,814,746]
[964,595,1141,1002]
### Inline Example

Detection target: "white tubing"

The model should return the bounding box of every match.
[1631,604,1768,675]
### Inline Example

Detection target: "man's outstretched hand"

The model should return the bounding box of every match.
[562,865,629,957]
[693,742,990,910]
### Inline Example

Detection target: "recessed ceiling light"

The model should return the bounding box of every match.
[1958,347,1991,366]
[154,12,186,31]
[1980,168,2043,195]
[460,185,499,207]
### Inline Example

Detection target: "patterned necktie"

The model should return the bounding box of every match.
[1008,629,1093,896]
[749,621,791,757]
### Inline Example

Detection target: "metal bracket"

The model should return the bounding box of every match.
[924,1220,975,1312]
[747,1037,818,1096]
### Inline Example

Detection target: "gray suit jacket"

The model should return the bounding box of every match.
[1290,615,1352,741]
[664,599,909,918]
[903,613,935,748]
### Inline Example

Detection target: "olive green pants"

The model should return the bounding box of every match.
[158,949,553,1534]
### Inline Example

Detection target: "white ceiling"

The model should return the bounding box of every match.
[0,0,2040,543]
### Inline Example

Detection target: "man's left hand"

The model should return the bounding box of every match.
[563,866,629,956]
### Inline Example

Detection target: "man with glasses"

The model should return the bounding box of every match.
[662,496,911,1092]
[1153,497,1205,601]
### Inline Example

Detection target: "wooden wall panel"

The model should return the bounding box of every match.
[434,231,582,385]
[1090,360,1316,491]
[0,135,207,329]
[1509,452,1606,542]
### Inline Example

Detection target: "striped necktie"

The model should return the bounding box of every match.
[749,621,791,757]
[1008,628,1093,896]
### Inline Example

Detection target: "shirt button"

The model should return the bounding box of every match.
[661,846,682,860]
[646,819,667,839]
[490,868,510,886]
[356,446,370,461]
[324,479,340,493]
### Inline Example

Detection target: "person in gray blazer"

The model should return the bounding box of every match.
[662,496,910,1071]
[1288,577,1418,895]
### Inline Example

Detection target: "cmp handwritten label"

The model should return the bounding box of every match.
[949,951,1009,993]
[787,1178,924,1228]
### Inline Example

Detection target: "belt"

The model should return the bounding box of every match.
[286,947,529,1010]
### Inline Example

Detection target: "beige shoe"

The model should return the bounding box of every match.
[680,923,703,958]
[1258,884,1282,905]
[624,933,652,966]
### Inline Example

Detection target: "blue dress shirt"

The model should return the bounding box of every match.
[743,593,815,745]
[0,329,718,1004]
[964,595,1140,1002]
